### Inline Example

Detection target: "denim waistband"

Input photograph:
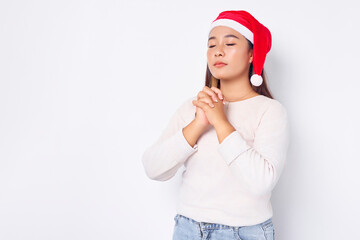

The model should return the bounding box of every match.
[175,214,272,230]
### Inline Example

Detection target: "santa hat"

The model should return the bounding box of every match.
[208,10,272,86]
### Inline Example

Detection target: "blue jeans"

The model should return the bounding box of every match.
[172,214,275,240]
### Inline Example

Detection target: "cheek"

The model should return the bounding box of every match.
[207,49,212,59]
[228,48,249,65]
[207,50,214,67]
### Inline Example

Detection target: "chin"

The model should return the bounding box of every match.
[212,72,231,80]
[213,69,247,81]
[210,66,234,79]
[210,69,223,78]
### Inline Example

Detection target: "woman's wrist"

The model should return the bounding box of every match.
[193,118,209,132]
[213,119,236,144]
[182,119,208,148]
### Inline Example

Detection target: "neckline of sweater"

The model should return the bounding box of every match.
[226,95,264,104]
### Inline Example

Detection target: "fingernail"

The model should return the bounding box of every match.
[210,103,215,107]
[220,95,223,100]
[214,99,218,102]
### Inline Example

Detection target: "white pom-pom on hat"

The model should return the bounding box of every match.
[250,74,263,87]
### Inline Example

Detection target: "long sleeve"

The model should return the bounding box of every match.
[141,99,198,181]
[217,101,290,196]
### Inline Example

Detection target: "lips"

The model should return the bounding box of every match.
[214,61,227,67]
[214,61,226,66]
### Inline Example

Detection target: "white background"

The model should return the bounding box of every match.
[1,0,359,239]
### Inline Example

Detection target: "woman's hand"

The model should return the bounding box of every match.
[192,86,227,128]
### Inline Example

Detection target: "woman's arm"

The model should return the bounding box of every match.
[141,98,205,181]
[182,117,208,148]
[216,101,290,196]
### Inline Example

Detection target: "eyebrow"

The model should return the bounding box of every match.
[208,34,240,41]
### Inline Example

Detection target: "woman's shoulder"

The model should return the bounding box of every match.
[259,95,288,120]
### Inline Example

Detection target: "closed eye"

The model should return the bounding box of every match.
[208,44,236,48]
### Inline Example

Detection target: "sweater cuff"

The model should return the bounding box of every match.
[172,128,198,163]
[217,130,251,165]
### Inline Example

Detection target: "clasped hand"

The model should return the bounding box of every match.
[192,86,228,128]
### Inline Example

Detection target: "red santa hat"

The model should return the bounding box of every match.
[209,10,272,87]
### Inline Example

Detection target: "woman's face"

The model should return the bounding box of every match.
[207,26,253,80]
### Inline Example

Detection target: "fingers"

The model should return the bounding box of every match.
[192,99,211,111]
[197,91,215,107]
[210,86,224,100]
[198,96,215,107]
[196,86,226,107]
[202,86,219,103]
[203,86,225,104]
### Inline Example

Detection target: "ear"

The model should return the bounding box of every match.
[249,48,253,63]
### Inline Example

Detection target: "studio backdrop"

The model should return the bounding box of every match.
[0,0,359,239]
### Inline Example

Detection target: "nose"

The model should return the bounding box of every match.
[215,51,223,57]
[215,46,224,57]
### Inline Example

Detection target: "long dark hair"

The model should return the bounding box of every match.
[205,39,274,99]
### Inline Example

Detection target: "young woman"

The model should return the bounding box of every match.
[142,10,290,240]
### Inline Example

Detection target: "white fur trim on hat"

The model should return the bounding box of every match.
[209,19,254,44]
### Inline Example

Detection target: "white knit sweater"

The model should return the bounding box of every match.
[141,94,290,226]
